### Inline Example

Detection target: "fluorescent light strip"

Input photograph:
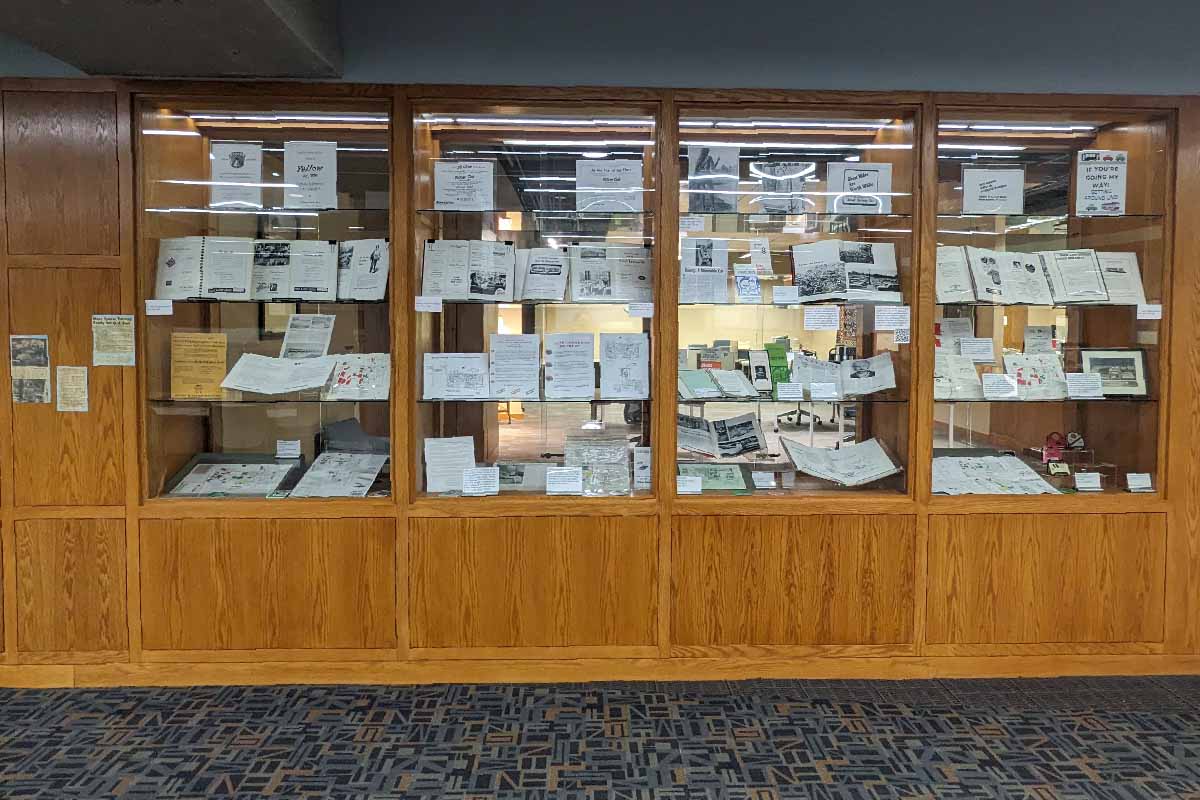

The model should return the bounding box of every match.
[938,143,1026,151]
[680,140,910,150]
[189,113,388,124]
[143,129,200,136]
[502,139,654,146]
[159,179,297,188]
[681,189,909,197]
[147,207,320,217]
[260,146,388,153]
[518,176,577,182]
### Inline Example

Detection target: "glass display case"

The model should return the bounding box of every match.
[674,107,916,496]
[138,99,393,499]
[931,109,1168,496]
[411,104,656,498]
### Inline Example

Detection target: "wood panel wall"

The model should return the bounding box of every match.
[0,81,1196,687]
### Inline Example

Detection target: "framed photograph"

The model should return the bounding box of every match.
[1079,349,1148,397]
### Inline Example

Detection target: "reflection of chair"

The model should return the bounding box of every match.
[773,349,822,432]
[584,362,604,430]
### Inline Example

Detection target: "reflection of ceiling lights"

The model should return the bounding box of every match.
[748,162,816,180]
[938,143,1026,151]
[419,115,654,128]
[939,123,1096,132]
[581,151,609,159]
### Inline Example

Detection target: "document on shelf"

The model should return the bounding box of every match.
[422,352,490,400]
[840,351,897,397]
[734,265,762,304]
[154,237,205,299]
[1096,251,1147,305]
[421,239,468,298]
[1024,325,1057,354]
[543,333,595,399]
[467,241,515,302]
[612,247,653,302]
[199,237,254,299]
[92,315,135,367]
[933,352,984,400]
[677,463,747,491]
[575,159,644,212]
[749,237,773,276]
[965,246,1007,303]
[1040,249,1109,303]
[781,437,900,486]
[961,166,1025,215]
[289,240,339,302]
[680,237,729,304]
[826,161,892,214]
[1004,252,1055,305]
[171,332,228,400]
[687,145,739,214]
[498,463,550,492]
[569,246,616,302]
[462,466,501,496]
[290,452,388,498]
[322,353,390,401]
[55,366,88,412]
[220,353,336,395]
[633,447,652,491]
[599,332,649,399]
[209,141,263,209]
[250,240,292,301]
[283,140,338,209]
[751,160,815,214]
[932,455,1058,495]
[434,160,494,211]
[1004,353,1068,400]
[520,247,569,301]
[1076,150,1127,216]
[423,436,477,494]
[337,238,389,301]
[489,334,541,400]
[936,245,975,304]
[935,317,975,353]
[842,241,901,303]
[789,355,844,399]
[170,463,295,497]
[279,314,335,359]
[791,240,846,302]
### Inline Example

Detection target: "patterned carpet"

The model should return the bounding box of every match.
[0,677,1197,798]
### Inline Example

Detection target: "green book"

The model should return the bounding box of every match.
[764,342,791,393]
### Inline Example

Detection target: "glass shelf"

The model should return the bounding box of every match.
[162,298,389,306]
[419,397,650,404]
[417,209,653,217]
[679,397,908,404]
[935,397,1156,404]
[150,397,389,405]
[937,302,1153,308]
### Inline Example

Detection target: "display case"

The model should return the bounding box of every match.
[673,106,917,496]
[930,108,1170,496]
[138,98,393,499]
[410,104,657,498]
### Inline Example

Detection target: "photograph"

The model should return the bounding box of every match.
[1080,349,1148,396]
[839,242,878,265]
[795,263,847,298]
[469,269,507,296]
[9,335,48,367]
[11,378,48,404]
[687,145,739,213]
[254,241,291,266]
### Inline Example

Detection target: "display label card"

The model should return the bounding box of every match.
[283,141,338,210]
[627,302,654,318]
[1024,325,1057,354]
[415,295,443,313]
[275,440,302,459]
[961,166,1025,215]
[676,475,703,495]
[145,299,174,316]
[209,141,263,209]
[462,466,501,496]
[1074,471,1103,492]
[1066,372,1104,399]
[804,305,840,331]
[1137,303,1163,320]
[893,328,911,345]
[434,160,494,211]
[749,237,773,275]
[809,382,840,401]
[982,373,1019,399]
[772,285,800,305]
[678,214,706,232]
[960,337,995,363]
[575,159,643,212]
[1048,462,1071,476]
[55,366,88,413]
[776,382,805,401]
[633,447,652,491]
[1076,150,1128,216]
[827,162,892,213]
[875,305,911,331]
[92,315,135,367]
[1127,472,1154,492]
[750,471,776,489]
[545,466,584,495]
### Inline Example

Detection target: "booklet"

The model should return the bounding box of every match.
[933,352,984,400]
[1040,249,1109,304]
[154,236,205,299]
[422,353,490,400]
[680,238,729,304]
[336,239,389,301]
[933,455,1058,495]
[569,246,617,302]
[790,240,846,302]
[676,369,757,400]
[220,353,336,395]
[544,333,595,399]
[489,334,541,400]
[780,437,900,487]
[935,245,975,304]
[789,351,896,398]
[1096,251,1147,305]
[676,412,765,458]
[290,452,387,498]
[1003,353,1068,400]
[599,333,649,400]
[841,242,901,303]
[518,247,569,301]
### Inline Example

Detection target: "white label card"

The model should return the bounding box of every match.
[1074,472,1103,492]
[1137,304,1163,320]
[810,382,840,401]
[772,285,800,305]
[145,299,174,316]
[676,475,703,495]
[462,466,501,496]
[627,302,654,318]
[776,382,805,401]
[1126,472,1153,492]
[415,296,443,313]
[960,337,996,363]
[679,215,706,232]
[804,306,840,331]
[961,167,1026,215]
[875,305,911,331]
[275,440,302,459]
[750,472,776,489]
[982,373,1019,399]
[1066,372,1104,399]
[545,467,584,495]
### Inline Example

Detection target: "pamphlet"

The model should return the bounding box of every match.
[434,160,494,211]
[544,333,594,399]
[575,159,644,212]
[209,141,263,209]
[423,436,476,494]
[283,140,338,209]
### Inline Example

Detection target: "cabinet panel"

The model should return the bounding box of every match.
[140,518,397,650]
[8,268,124,506]
[672,515,916,646]
[3,91,120,256]
[15,519,127,653]
[410,516,658,648]
[927,513,1166,644]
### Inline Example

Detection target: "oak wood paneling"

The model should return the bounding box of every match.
[410,516,658,648]
[672,515,917,646]
[3,91,120,256]
[15,519,127,653]
[927,514,1166,644]
[140,518,397,651]
[8,268,124,506]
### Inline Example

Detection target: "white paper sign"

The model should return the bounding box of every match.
[962,167,1025,215]
[283,141,338,209]
[679,215,706,232]
[415,296,444,313]
[1066,372,1104,399]
[804,306,840,331]
[810,382,840,401]
[575,159,643,212]
[1127,472,1154,492]
[960,337,995,363]
[462,466,501,496]
[749,237,773,276]
[209,141,263,209]
[1076,150,1128,216]
[1074,472,1103,492]
[982,373,1019,399]
[750,472,776,489]
[776,382,805,401]
[772,285,800,305]
[275,440,302,459]
[1137,304,1163,320]
[676,475,703,495]
[546,466,584,495]
[145,299,173,316]
[827,162,892,213]
[627,302,654,318]
[875,305,911,331]
[434,160,494,211]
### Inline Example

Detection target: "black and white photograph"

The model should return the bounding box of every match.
[840,242,879,265]
[713,413,766,458]
[1080,349,1148,396]
[794,261,848,301]
[254,241,291,267]
[468,267,508,297]
[9,335,48,367]
[11,378,49,404]
[687,145,739,213]
[750,160,815,214]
